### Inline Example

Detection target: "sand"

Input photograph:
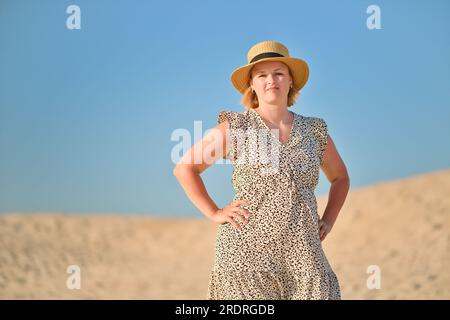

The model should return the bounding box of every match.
[0,168,449,299]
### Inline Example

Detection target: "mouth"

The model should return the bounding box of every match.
[266,87,279,91]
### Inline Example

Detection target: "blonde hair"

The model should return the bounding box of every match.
[240,64,300,109]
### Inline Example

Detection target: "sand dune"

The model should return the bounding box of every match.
[0,168,449,299]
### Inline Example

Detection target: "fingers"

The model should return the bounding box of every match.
[318,219,328,241]
[318,220,323,234]
[231,200,252,220]
[231,199,251,207]
[222,200,252,231]
[222,200,253,231]
[226,216,241,230]
[319,226,325,241]
[229,208,253,230]
[233,207,252,219]
[230,210,247,224]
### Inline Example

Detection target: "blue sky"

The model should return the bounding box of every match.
[1,0,449,217]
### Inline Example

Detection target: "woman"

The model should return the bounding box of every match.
[173,41,350,299]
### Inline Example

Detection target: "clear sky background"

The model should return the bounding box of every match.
[1,0,449,217]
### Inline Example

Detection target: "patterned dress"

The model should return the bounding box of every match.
[206,108,341,300]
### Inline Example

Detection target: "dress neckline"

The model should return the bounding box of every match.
[249,108,297,147]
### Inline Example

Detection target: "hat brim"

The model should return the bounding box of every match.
[230,57,309,94]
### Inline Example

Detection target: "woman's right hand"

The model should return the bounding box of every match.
[210,199,253,230]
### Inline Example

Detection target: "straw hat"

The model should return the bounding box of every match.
[230,41,309,94]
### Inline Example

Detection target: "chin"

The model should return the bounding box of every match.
[263,97,282,104]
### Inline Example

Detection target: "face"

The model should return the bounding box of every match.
[250,61,292,105]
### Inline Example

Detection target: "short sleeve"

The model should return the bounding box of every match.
[217,111,233,160]
[313,117,329,166]
[216,110,245,161]
[217,111,232,126]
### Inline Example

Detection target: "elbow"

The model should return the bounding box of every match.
[339,169,350,184]
[345,175,350,188]
[340,165,350,185]
[173,164,182,178]
[173,163,197,178]
[341,173,350,190]
[340,168,350,182]
[332,171,350,186]
[345,168,350,184]
[173,165,182,178]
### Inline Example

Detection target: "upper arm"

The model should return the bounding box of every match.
[174,119,230,175]
[320,134,349,183]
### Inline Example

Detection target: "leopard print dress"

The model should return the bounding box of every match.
[206,107,341,300]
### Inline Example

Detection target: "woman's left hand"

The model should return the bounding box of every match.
[318,218,332,242]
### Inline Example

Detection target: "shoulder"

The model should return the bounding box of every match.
[301,115,327,132]
[217,109,250,129]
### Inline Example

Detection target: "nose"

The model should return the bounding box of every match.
[266,73,275,84]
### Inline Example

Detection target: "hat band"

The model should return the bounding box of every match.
[250,52,285,63]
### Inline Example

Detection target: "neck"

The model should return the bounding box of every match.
[254,102,291,125]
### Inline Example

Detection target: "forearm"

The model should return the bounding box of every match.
[173,166,219,219]
[321,176,350,228]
